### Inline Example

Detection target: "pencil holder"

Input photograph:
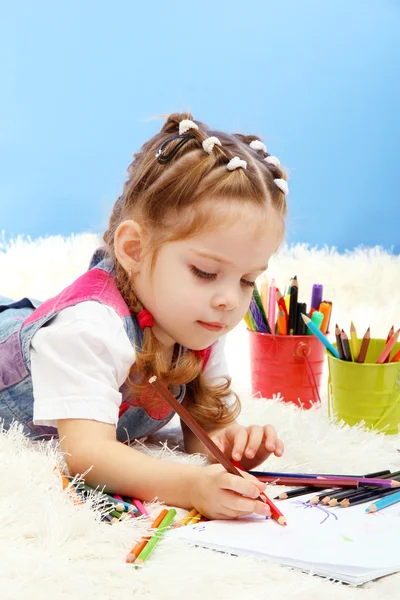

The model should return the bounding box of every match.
[327,338,400,435]
[248,331,325,409]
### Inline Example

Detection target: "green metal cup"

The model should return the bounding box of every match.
[327,338,400,435]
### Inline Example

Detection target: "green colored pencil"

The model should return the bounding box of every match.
[134,509,177,567]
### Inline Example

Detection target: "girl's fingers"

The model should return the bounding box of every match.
[243,426,263,459]
[263,424,279,453]
[221,472,267,501]
[274,438,284,457]
[225,425,248,461]
[219,490,271,517]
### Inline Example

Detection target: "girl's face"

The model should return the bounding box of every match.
[133,204,283,350]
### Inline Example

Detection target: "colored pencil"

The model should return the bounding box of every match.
[268,280,277,333]
[301,314,340,359]
[390,348,400,363]
[318,302,331,335]
[252,475,400,489]
[274,485,317,500]
[148,376,286,526]
[187,512,202,525]
[259,278,269,315]
[288,276,298,335]
[340,329,352,361]
[384,326,394,363]
[366,489,400,513]
[276,288,289,323]
[341,486,400,508]
[133,498,150,517]
[296,302,307,335]
[249,296,270,334]
[252,287,272,333]
[376,329,400,364]
[243,311,256,331]
[310,284,323,311]
[357,327,371,363]
[56,468,85,506]
[126,508,169,563]
[277,309,288,335]
[134,509,177,566]
[324,470,394,505]
[349,322,360,362]
[175,508,198,527]
[335,324,345,360]
[309,310,324,333]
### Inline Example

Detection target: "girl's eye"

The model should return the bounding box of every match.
[190,266,216,280]
[190,266,256,288]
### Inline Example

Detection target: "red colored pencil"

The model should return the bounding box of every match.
[384,326,394,363]
[376,329,400,364]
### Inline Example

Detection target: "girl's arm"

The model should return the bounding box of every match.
[57,418,269,520]
[58,418,201,507]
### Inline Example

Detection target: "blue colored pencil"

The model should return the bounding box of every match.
[301,314,340,359]
[366,489,400,513]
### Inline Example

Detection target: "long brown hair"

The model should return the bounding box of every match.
[103,113,288,429]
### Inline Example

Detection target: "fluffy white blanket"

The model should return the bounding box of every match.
[1,234,399,600]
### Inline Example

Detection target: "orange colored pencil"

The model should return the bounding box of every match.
[55,467,84,506]
[376,329,400,364]
[318,302,331,335]
[277,309,288,335]
[390,348,400,363]
[125,508,168,563]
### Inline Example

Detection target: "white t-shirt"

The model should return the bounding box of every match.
[31,301,230,428]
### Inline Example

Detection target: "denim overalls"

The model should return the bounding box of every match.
[0,251,194,442]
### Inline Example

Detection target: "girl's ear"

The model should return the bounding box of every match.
[114,220,144,274]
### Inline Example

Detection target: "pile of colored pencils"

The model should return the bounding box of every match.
[125,507,204,566]
[245,278,332,337]
[335,323,400,363]
[64,476,151,523]
[250,468,400,513]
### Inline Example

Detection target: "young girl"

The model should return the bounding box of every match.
[0,113,288,520]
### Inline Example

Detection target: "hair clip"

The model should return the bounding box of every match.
[155,134,195,164]
[202,136,222,155]
[265,156,281,167]
[179,119,199,135]
[274,178,289,195]
[227,156,247,171]
[250,140,267,153]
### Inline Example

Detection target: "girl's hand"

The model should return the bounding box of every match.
[190,464,271,520]
[210,423,284,471]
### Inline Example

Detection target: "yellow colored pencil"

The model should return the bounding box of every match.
[187,512,202,525]
[175,508,197,528]
[350,321,360,361]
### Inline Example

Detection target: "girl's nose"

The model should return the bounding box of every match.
[212,290,239,311]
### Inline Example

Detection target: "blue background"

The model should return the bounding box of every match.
[1,0,399,252]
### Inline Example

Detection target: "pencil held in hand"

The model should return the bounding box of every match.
[148,376,286,526]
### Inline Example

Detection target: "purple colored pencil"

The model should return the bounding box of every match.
[249,297,269,333]
[310,284,323,310]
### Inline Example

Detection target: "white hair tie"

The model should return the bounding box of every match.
[227,156,247,171]
[250,140,267,153]
[202,136,221,155]
[265,155,281,167]
[179,119,199,135]
[274,178,289,195]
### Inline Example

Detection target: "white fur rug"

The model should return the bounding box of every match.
[1,233,399,600]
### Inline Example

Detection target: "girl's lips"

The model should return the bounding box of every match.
[197,321,226,332]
